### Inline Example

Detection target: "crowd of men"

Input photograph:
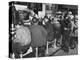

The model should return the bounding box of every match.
[10,6,78,58]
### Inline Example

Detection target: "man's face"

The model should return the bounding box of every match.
[19,13,24,20]
[19,11,27,20]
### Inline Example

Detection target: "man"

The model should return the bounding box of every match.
[61,12,72,53]
[30,17,47,56]
[38,18,43,26]
[12,10,31,58]
[69,14,78,49]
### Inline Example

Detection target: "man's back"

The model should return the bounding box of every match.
[30,25,47,47]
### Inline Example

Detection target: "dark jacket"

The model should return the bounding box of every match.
[44,21,54,42]
[30,25,47,48]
